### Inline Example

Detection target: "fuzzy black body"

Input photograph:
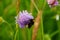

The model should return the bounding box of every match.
[28,19,34,28]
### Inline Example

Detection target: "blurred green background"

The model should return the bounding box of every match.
[0,0,60,40]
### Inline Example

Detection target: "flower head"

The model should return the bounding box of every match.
[47,0,58,7]
[16,10,34,28]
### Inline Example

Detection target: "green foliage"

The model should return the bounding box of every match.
[0,0,60,40]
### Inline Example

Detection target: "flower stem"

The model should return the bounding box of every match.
[21,28,27,40]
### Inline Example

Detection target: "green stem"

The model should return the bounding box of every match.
[25,28,30,40]
[41,11,44,40]
[56,6,60,40]
[4,20,13,31]
[4,20,13,40]
[57,21,60,40]
[40,0,46,40]
[31,0,39,12]
[50,30,59,37]
[15,0,20,39]
[27,29,30,40]
[21,28,27,40]
[14,24,18,40]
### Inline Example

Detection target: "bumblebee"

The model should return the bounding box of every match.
[28,19,34,28]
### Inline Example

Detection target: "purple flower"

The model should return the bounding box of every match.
[16,10,34,28]
[47,0,58,7]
